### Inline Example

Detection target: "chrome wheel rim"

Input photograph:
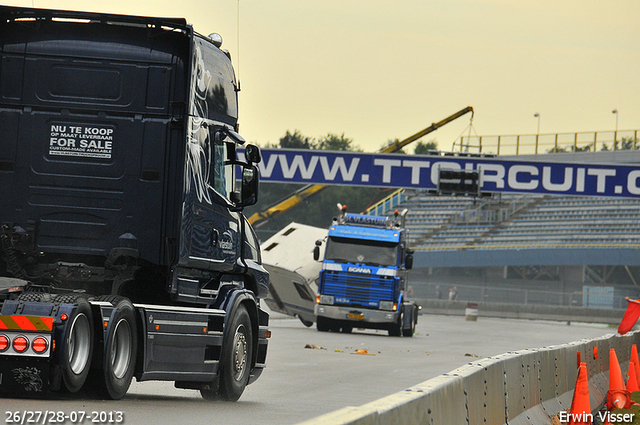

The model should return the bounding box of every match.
[110,318,132,379]
[67,313,91,375]
[232,324,248,381]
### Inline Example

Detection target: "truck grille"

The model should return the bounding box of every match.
[322,272,396,307]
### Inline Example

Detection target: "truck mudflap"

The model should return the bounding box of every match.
[0,357,50,396]
[0,305,56,396]
[248,307,270,385]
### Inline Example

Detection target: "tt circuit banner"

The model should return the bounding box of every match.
[241,148,640,198]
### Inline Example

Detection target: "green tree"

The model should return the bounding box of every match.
[244,129,387,241]
[570,144,591,152]
[547,146,568,153]
[621,137,639,150]
[380,139,407,154]
[278,130,316,149]
[599,137,638,152]
[317,133,360,151]
[414,139,438,154]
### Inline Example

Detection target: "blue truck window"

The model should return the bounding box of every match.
[325,236,398,267]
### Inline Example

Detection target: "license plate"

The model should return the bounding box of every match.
[347,313,364,320]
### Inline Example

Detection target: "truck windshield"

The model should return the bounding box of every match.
[324,236,398,267]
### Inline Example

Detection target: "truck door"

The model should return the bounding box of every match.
[182,130,241,272]
[178,36,244,272]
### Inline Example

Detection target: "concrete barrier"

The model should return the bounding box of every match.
[297,331,640,425]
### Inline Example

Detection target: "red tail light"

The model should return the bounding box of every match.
[13,336,28,352]
[32,337,48,354]
[0,335,8,352]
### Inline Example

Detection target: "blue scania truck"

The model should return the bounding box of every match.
[314,208,418,336]
[0,6,269,402]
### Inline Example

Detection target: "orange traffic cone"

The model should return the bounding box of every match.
[628,360,640,392]
[631,344,640,386]
[607,348,631,410]
[568,362,591,425]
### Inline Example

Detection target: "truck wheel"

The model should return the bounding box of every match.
[316,316,330,332]
[402,305,416,337]
[402,315,415,337]
[61,298,94,392]
[99,297,138,400]
[218,304,253,401]
[298,316,314,328]
[388,313,402,337]
[402,322,415,337]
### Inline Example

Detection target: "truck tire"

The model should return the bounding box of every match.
[298,316,314,327]
[388,313,402,337]
[316,316,330,332]
[218,304,253,401]
[96,297,138,400]
[402,314,415,337]
[402,305,416,337]
[402,323,415,337]
[61,298,94,392]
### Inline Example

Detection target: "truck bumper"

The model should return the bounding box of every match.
[315,304,398,324]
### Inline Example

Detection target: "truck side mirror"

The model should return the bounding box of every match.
[405,254,413,270]
[233,165,258,209]
[245,144,262,164]
[242,165,258,205]
[313,240,322,261]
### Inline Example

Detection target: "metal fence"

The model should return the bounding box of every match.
[456,129,640,155]
[365,188,407,216]
[412,281,634,309]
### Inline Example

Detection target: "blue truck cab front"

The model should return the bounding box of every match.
[315,210,418,337]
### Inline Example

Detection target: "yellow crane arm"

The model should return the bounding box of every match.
[248,106,474,227]
[248,184,326,226]
[379,106,473,153]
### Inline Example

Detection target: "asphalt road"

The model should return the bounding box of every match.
[2,313,611,425]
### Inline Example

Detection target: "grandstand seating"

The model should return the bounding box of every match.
[401,193,477,246]
[400,192,640,250]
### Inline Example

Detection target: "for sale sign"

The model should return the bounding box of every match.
[48,123,115,159]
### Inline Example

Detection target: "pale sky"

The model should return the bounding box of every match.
[8,0,640,153]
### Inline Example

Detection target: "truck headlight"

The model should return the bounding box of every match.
[379,301,394,311]
[319,295,334,305]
